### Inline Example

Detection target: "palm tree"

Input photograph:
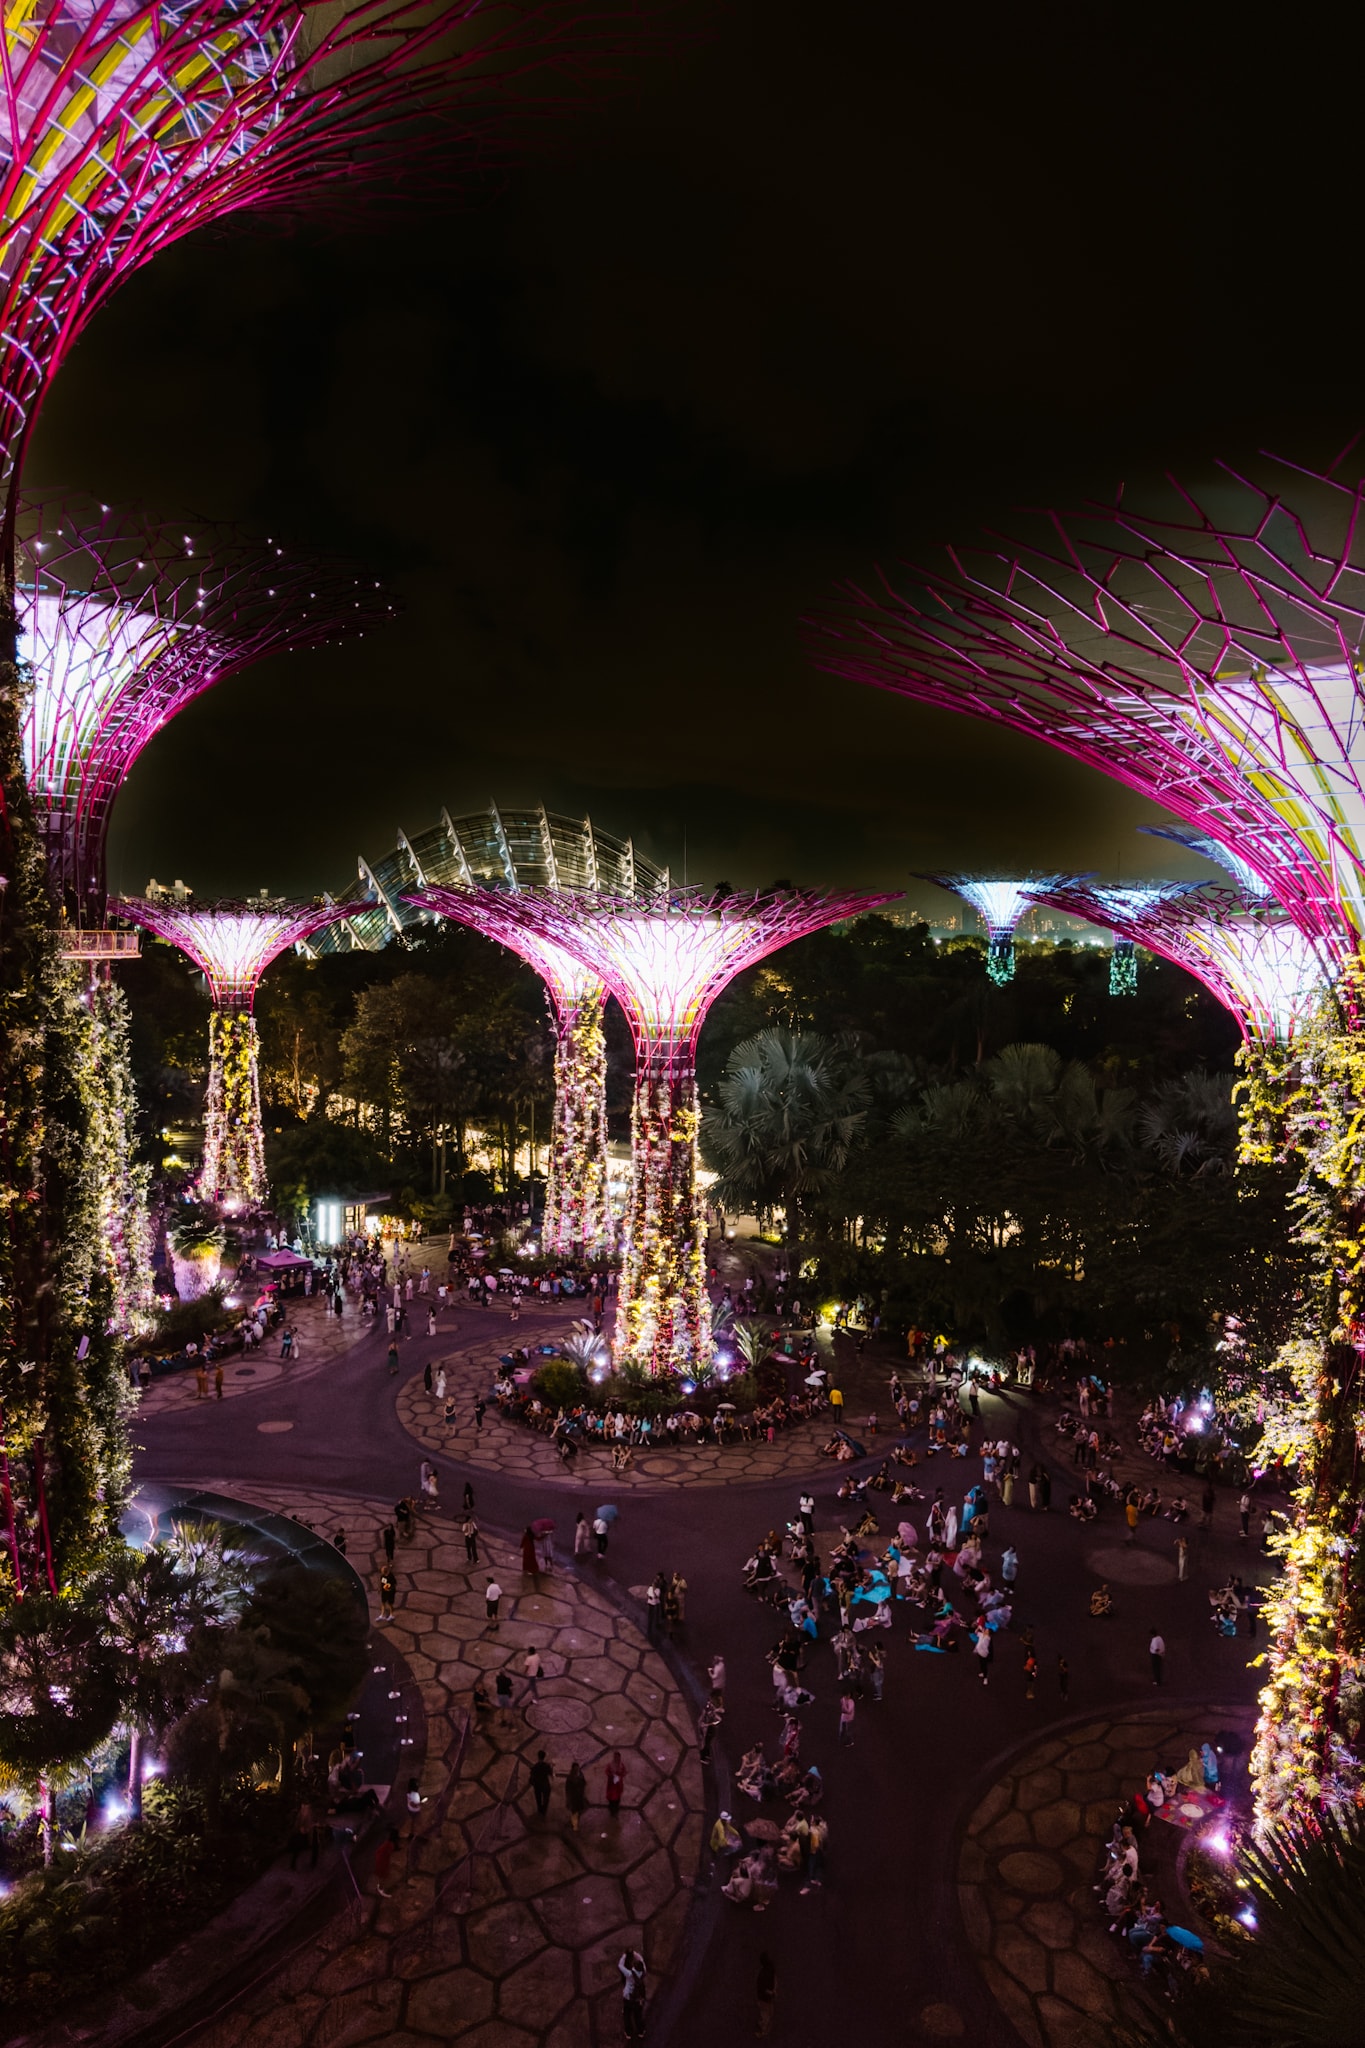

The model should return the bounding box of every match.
[701,1029,870,1240]
[92,1545,206,1819]
[0,1593,116,1861]
[1139,1070,1238,1176]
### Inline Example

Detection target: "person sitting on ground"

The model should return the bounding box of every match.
[1090,1582,1114,1617]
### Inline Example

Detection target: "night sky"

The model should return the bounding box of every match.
[26,0,1364,921]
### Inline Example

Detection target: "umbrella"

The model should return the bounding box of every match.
[744,1818,783,1842]
[716,1402,737,1412]
[595,1504,619,1522]
[835,1428,867,1458]
[1167,1927,1204,1952]
[805,1372,827,1387]
[531,1517,555,1535]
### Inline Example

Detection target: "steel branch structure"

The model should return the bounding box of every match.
[379,804,667,1253]
[922,873,1079,985]
[18,496,393,913]
[1024,881,1328,1045]
[111,894,349,1204]
[431,885,897,1373]
[0,0,662,509]
[804,455,1365,963]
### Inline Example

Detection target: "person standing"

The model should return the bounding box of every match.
[387,1341,400,1377]
[1200,1482,1216,1532]
[1124,1495,1140,1546]
[798,1491,815,1536]
[382,1521,396,1565]
[495,1669,514,1723]
[574,1512,590,1557]
[1239,1491,1252,1540]
[379,1567,396,1621]
[756,1951,777,2035]
[1028,1462,1042,1510]
[521,1526,539,1585]
[565,1760,587,1831]
[1057,1654,1070,1700]
[645,1577,663,1638]
[473,1397,486,1432]
[1023,1645,1038,1699]
[371,1826,400,1898]
[462,1514,479,1565]
[523,1647,542,1704]
[605,1750,626,1818]
[1002,1545,1019,1588]
[866,1640,885,1702]
[594,1514,610,1557]
[423,1360,433,1394]
[973,1622,993,1686]
[838,1692,856,1745]
[194,1359,208,1400]
[528,1750,554,1819]
[214,1361,224,1400]
[804,1815,828,1891]
[1175,1534,1189,1582]
[1149,1628,1165,1687]
[484,1577,502,1629]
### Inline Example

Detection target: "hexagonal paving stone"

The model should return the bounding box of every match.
[496,1944,577,2027]
[405,1966,496,2037]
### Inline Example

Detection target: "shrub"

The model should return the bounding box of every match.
[532,1361,585,1409]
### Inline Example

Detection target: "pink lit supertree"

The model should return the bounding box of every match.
[397,803,666,1254]
[0,0,661,530]
[111,894,350,1205]
[802,452,1365,1827]
[922,874,1081,986]
[18,496,393,915]
[1023,880,1329,1045]
[426,886,896,1374]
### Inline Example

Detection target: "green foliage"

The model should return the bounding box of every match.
[237,1565,369,1728]
[533,1359,587,1407]
[700,1028,871,1234]
[0,1780,287,2019]
[150,1287,234,1352]
[0,1592,119,1779]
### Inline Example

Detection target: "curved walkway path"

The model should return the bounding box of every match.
[191,1480,704,2048]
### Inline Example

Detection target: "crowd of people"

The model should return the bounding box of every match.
[1095,1741,1226,1992]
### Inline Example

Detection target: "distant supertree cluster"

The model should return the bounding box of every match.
[433,886,896,1374]
[923,873,1079,985]
[16,497,392,914]
[112,895,349,1204]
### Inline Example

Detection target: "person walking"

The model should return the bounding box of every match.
[473,1397,486,1432]
[213,1361,224,1399]
[669,1570,687,1628]
[755,1950,777,2035]
[838,1692,856,1746]
[423,1360,433,1394]
[370,1827,400,1898]
[194,1360,208,1400]
[798,1491,815,1535]
[495,1668,514,1723]
[484,1577,502,1629]
[803,1814,828,1891]
[866,1640,885,1702]
[387,1340,400,1377]
[619,1950,647,2041]
[1149,1628,1166,1687]
[973,1622,993,1686]
[1175,1534,1189,1581]
[574,1512,590,1557]
[605,1750,626,1818]
[1124,1495,1140,1546]
[1239,1491,1252,1540]
[523,1647,542,1704]
[528,1750,554,1819]
[462,1514,479,1565]
[594,1514,610,1557]
[1023,1645,1038,1699]
[379,1567,396,1621]
[382,1521,396,1564]
[565,1760,587,1831]
[646,1577,664,1638]
[520,1526,539,1586]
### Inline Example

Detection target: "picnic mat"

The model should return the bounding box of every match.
[1157,1787,1223,1830]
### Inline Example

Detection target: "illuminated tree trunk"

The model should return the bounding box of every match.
[200,1009,266,1207]
[542,992,610,1255]
[613,1044,712,1374]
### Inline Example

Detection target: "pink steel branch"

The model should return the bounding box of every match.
[109,896,350,1007]
[0,0,666,508]
[803,454,1365,959]
[19,496,393,912]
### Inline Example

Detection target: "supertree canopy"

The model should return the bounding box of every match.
[0,0,662,517]
[310,802,667,1253]
[111,894,349,1205]
[1137,824,1276,902]
[432,885,897,1374]
[17,495,393,915]
[923,873,1078,985]
[802,452,1365,1830]
[1025,880,1328,1045]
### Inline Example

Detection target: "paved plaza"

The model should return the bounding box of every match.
[130,1282,1265,2048]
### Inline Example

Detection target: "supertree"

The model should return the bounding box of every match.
[17,494,394,916]
[922,873,1079,985]
[111,895,350,1206]
[803,452,1365,1827]
[306,803,667,1252]
[1024,881,1329,1046]
[1137,825,1277,903]
[414,885,896,1373]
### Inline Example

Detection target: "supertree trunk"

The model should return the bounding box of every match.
[542,992,609,1255]
[201,1009,266,1207]
[614,1045,711,1374]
